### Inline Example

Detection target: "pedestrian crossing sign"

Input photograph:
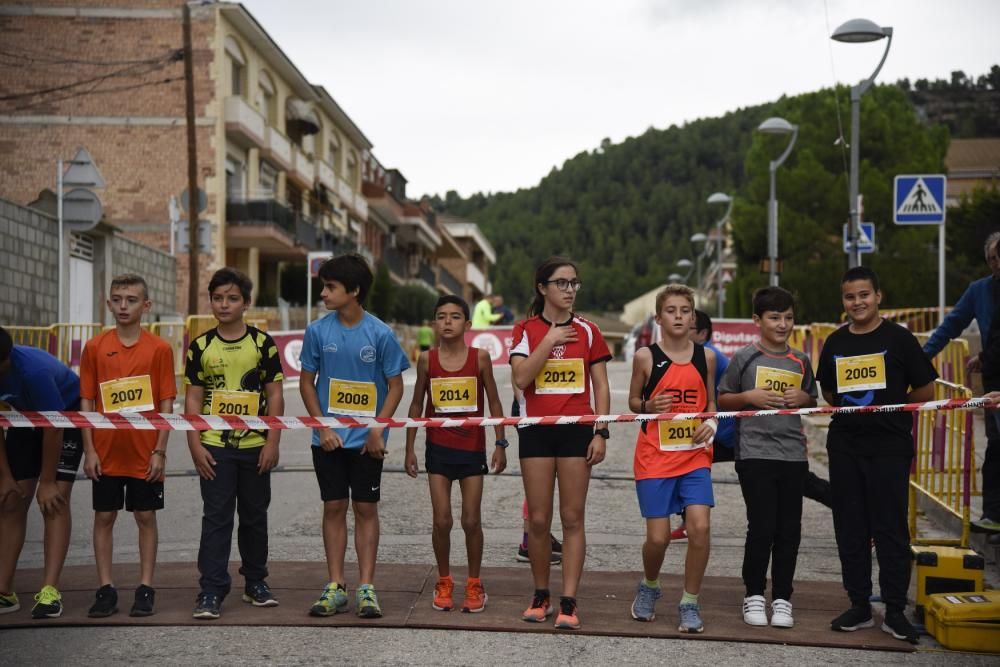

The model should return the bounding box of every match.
[894,174,946,224]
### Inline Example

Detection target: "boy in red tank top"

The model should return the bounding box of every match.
[405,296,507,614]
[628,285,717,633]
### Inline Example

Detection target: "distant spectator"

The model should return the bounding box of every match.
[417,320,434,352]
[492,295,514,325]
[471,294,502,329]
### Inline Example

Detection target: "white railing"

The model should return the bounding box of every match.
[336,175,354,204]
[291,148,314,186]
[316,160,336,190]
[265,126,292,169]
[223,96,266,145]
[466,262,486,293]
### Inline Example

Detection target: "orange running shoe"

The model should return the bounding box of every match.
[432,575,454,611]
[521,591,552,622]
[461,578,487,613]
[554,597,581,629]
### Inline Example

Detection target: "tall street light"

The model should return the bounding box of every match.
[676,258,694,284]
[707,192,733,318]
[831,17,893,269]
[690,232,707,305]
[756,117,798,287]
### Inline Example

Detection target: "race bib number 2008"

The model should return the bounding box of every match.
[328,379,377,417]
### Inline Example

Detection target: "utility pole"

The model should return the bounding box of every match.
[183,2,200,315]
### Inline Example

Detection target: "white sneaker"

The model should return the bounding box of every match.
[771,599,794,628]
[742,595,767,626]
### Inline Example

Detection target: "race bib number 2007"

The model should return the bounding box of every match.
[835,352,887,393]
[99,375,154,413]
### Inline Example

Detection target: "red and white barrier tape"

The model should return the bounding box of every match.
[0,398,992,431]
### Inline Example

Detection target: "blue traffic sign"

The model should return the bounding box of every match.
[894,174,946,224]
[843,222,875,254]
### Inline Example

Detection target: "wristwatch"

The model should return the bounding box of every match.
[495,438,510,449]
[594,428,610,439]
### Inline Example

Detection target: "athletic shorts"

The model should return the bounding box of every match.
[3,427,83,483]
[92,475,164,512]
[425,441,488,481]
[312,446,384,503]
[517,423,593,459]
[635,467,714,518]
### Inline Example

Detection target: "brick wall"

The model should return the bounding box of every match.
[0,3,218,314]
[0,199,59,325]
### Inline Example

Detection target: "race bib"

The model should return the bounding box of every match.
[754,366,804,394]
[658,418,705,451]
[210,389,259,416]
[99,375,154,413]
[430,376,477,413]
[328,378,377,417]
[535,358,585,394]
[835,352,887,393]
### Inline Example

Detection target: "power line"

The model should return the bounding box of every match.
[822,0,851,204]
[0,45,182,68]
[0,53,180,103]
[9,76,181,113]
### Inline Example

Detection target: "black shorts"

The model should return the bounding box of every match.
[312,446,384,503]
[517,423,593,459]
[3,427,83,482]
[425,441,488,481]
[92,475,164,512]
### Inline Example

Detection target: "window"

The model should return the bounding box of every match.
[225,157,244,200]
[225,36,247,98]
[328,133,341,174]
[347,149,358,188]
[257,70,276,125]
[259,161,277,198]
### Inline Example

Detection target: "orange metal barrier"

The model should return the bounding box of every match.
[909,379,977,547]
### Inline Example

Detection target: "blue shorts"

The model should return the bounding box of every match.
[635,467,714,518]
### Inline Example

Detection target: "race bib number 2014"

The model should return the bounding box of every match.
[430,376,477,413]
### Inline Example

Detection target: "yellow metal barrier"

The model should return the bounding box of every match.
[3,325,53,352]
[49,323,104,373]
[909,379,977,547]
[149,321,187,377]
[914,333,968,388]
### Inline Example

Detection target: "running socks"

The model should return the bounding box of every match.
[644,578,660,589]
[680,591,698,605]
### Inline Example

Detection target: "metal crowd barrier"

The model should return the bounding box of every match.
[842,307,951,334]
[909,379,978,547]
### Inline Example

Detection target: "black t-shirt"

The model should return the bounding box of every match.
[817,319,938,456]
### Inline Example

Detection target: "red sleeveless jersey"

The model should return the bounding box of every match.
[424,347,485,453]
[633,343,712,480]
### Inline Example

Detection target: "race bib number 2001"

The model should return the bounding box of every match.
[210,389,259,416]
[835,352,887,393]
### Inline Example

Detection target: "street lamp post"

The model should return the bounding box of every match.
[676,258,694,284]
[831,18,893,269]
[756,117,798,287]
[690,232,707,305]
[707,192,733,318]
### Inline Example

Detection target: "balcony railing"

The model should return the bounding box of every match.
[383,245,406,278]
[295,214,317,248]
[316,160,336,190]
[439,266,463,295]
[227,197,295,236]
[265,127,292,170]
[418,261,436,287]
[224,96,266,146]
[466,262,486,293]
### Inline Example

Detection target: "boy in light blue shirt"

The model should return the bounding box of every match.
[299,254,409,619]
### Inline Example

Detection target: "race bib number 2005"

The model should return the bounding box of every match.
[835,352,887,393]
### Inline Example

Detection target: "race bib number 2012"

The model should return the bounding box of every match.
[535,358,585,394]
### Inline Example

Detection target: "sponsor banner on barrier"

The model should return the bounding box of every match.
[710,319,761,357]
[271,330,305,379]
[465,326,515,366]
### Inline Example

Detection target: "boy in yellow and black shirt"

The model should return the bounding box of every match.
[184,268,284,620]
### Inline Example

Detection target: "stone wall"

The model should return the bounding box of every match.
[0,198,59,325]
[110,234,177,318]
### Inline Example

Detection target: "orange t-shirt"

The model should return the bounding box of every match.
[633,343,712,480]
[80,329,177,478]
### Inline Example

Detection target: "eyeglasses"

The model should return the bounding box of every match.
[543,279,583,292]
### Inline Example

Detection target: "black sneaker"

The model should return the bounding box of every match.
[515,543,562,564]
[130,585,156,617]
[193,592,222,620]
[881,610,920,644]
[831,604,874,631]
[550,534,563,555]
[242,581,279,607]
[87,584,118,618]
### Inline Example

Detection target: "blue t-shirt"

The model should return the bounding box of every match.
[0,345,80,411]
[705,341,735,449]
[300,311,410,449]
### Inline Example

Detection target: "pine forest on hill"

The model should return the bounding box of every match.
[435,67,1000,324]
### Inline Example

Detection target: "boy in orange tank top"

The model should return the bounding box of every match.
[80,274,176,618]
[627,285,717,633]
[405,295,507,614]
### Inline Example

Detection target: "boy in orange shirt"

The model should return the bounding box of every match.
[80,274,176,617]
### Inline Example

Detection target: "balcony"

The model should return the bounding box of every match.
[382,245,406,280]
[438,266,463,296]
[224,96,266,148]
[263,127,292,171]
[336,175,354,205]
[225,197,306,258]
[295,214,317,249]
[352,193,368,221]
[417,261,437,288]
[466,262,487,294]
[316,160,336,190]
[289,148,315,189]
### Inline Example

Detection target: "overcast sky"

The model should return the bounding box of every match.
[241,0,1000,198]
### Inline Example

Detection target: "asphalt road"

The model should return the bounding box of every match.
[4,362,996,665]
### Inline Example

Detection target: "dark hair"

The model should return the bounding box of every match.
[693,309,713,338]
[0,326,11,365]
[318,253,373,305]
[752,286,795,317]
[110,273,149,300]
[208,267,253,303]
[841,266,880,292]
[434,295,470,320]
[528,256,578,317]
